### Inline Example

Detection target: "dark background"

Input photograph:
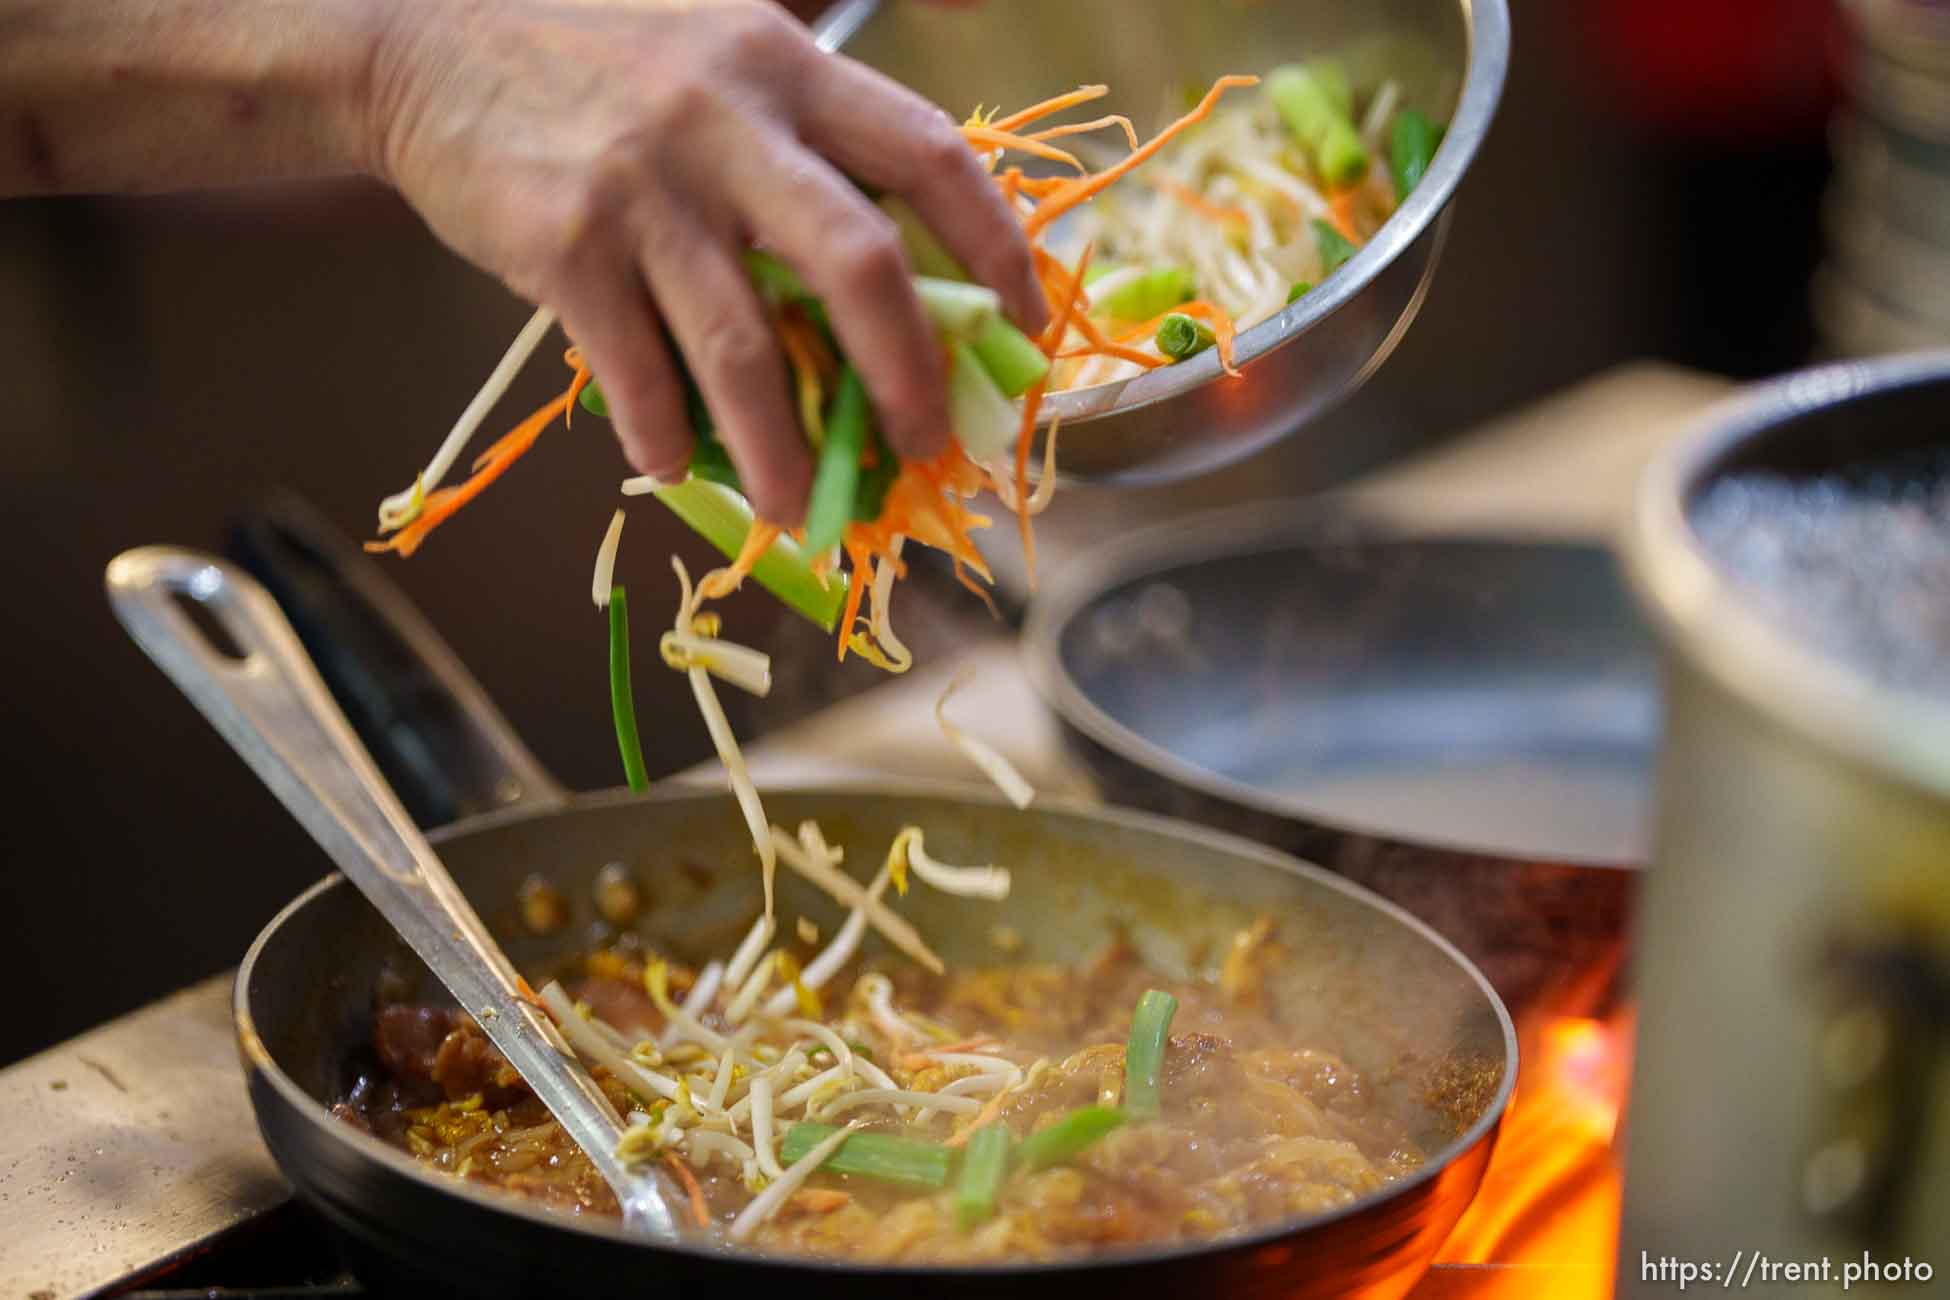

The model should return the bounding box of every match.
[0,0,1837,1064]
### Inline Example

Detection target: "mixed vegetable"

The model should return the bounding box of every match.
[359,68,1446,678]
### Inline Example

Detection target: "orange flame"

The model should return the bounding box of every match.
[1421,1007,1636,1298]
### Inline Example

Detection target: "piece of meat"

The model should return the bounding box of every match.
[572,976,661,1038]
[372,1005,462,1081]
[431,1019,522,1100]
[1160,1031,1241,1106]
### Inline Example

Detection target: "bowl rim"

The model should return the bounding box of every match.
[813,0,1513,430]
[235,780,1518,1276]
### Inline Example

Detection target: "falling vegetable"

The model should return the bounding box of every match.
[607,587,649,793]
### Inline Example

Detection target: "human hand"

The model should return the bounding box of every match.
[364,0,1045,524]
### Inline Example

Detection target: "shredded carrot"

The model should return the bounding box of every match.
[1150,174,1250,226]
[698,522,782,601]
[562,347,591,429]
[897,1037,997,1069]
[961,125,1085,172]
[835,540,873,663]
[776,312,830,446]
[995,167,1021,206]
[1027,113,1139,150]
[783,1188,851,1217]
[989,84,1108,134]
[1328,187,1362,244]
[946,1086,1013,1148]
[1025,75,1258,236]
[1065,312,1168,369]
[662,1153,712,1229]
[367,392,571,558]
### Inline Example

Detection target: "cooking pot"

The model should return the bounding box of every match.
[1619,353,1950,1288]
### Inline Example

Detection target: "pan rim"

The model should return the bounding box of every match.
[1021,502,1650,871]
[236,781,1517,1276]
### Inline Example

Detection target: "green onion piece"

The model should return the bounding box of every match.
[914,277,1001,342]
[969,316,1051,399]
[579,380,610,419]
[1082,261,1120,287]
[744,249,814,305]
[1122,989,1179,1119]
[1389,110,1444,201]
[948,340,1020,461]
[688,436,742,492]
[1286,280,1314,305]
[1098,265,1195,323]
[882,196,969,282]
[955,1125,1012,1230]
[1312,219,1357,277]
[1017,1106,1126,1171]
[650,480,844,631]
[804,366,870,555]
[779,1123,955,1189]
[607,587,649,793]
[1266,63,1368,188]
[1154,313,1216,362]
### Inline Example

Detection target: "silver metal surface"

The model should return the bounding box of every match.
[103,547,684,1243]
[0,974,284,1300]
[1618,354,1950,1289]
[818,0,1511,483]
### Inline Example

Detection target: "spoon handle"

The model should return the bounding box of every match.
[106,547,680,1240]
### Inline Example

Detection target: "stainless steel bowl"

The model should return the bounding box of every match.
[815,0,1511,484]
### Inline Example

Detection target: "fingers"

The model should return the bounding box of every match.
[720,129,948,461]
[799,57,1048,335]
[550,255,694,486]
[641,216,811,526]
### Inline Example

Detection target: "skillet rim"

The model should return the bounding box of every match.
[235,780,1518,1276]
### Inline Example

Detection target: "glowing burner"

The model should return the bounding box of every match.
[1414,1007,1635,1298]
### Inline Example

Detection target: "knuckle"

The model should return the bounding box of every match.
[913,115,975,175]
[831,221,905,293]
[692,313,774,387]
[713,3,796,68]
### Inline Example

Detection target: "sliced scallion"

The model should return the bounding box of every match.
[1154,314,1216,362]
[969,316,1051,399]
[948,341,1020,462]
[803,366,870,555]
[955,1124,1012,1229]
[649,480,844,631]
[1017,1106,1125,1171]
[607,586,649,793]
[779,1123,955,1189]
[1122,989,1178,1119]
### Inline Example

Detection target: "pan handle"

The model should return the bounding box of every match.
[225,494,566,828]
[104,547,684,1241]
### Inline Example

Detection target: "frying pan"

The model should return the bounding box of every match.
[1024,503,1653,1016]
[109,504,1517,1300]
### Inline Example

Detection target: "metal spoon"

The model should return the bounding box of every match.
[106,547,686,1242]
